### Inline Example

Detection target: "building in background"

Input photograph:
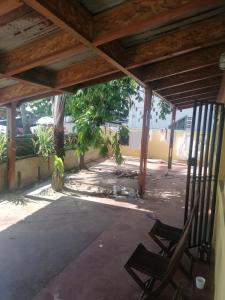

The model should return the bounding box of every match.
[124,95,193,161]
[128,95,193,129]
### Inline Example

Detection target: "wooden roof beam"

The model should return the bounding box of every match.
[93,0,224,45]
[176,99,216,109]
[152,66,222,91]
[1,11,224,82]
[23,0,145,86]
[141,44,225,82]
[171,93,218,105]
[0,83,50,106]
[167,88,220,102]
[0,0,23,16]
[126,14,225,69]
[160,76,221,97]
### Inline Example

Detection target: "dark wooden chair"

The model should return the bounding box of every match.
[124,208,195,299]
[149,208,196,277]
[173,286,184,300]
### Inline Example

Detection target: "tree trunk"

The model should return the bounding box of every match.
[52,94,66,191]
[52,94,66,160]
[79,154,86,169]
[20,103,31,134]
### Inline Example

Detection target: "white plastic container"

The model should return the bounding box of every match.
[195,276,206,290]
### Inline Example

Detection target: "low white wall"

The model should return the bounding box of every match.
[0,148,100,192]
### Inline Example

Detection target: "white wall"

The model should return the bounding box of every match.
[128,95,193,129]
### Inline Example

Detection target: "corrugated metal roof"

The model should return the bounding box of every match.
[0,5,59,52]
[78,0,127,14]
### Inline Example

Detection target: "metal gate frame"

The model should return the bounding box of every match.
[184,101,225,262]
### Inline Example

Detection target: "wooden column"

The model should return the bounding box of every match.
[168,107,176,169]
[138,84,152,197]
[7,102,16,190]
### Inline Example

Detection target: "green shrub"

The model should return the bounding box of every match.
[33,126,54,159]
[0,134,7,162]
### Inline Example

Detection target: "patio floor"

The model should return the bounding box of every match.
[0,157,213,300]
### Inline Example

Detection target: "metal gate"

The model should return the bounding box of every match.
[184,101,225,261]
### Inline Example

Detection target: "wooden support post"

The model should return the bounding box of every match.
[168,107,176,169]
[138,85,152,197]
[7,102,16,190]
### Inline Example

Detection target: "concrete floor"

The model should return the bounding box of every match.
[0,157,213,300]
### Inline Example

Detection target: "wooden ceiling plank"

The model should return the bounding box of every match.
[0,82,49,105]
[54,57,117,89]
[141,44,224,82]
[125,14,225,69]
[0,31,84,75]
[151,66,222,91]
[166,88,220,102]
[23,0,93,41]
[93,0,224,45]
[160,76,221,96]
[1,2,223,81]
[23,0,145,87]
[170,92,218,104]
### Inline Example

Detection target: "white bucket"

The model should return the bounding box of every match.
[195,276,206,290]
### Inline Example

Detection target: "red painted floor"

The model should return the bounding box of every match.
[0,158,213,300]
[31,159,213,300]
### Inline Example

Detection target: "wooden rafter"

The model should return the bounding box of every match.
[160,76,221,97]
[0,0,22,17]
[142,44,224,82]
[23,0,145,86]
[167,89,220,102]
[93,0,224,44]
[172,93,218,105]
[152,66,222,91]
[126,14,225,69]
[1,0,222,76]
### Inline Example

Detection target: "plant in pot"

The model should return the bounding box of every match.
[52,155,64,192]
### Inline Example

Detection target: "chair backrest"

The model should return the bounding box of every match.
[166,205,195,274]
[150,206,196,298]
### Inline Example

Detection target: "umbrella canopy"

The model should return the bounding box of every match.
[36,116,54,125]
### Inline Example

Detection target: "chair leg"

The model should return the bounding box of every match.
[170,280,177,290]
[124,265,146,291]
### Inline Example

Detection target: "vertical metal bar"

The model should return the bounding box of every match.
[184,102,197,223]
[168,107,176,169]
[198,103,213,244]
[203,104,219,242]
[189,104,202,246]
[209,105,225,243]
[194,104,208,245]
[138,84,152,197]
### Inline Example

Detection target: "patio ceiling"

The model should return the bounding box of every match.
[0,0,224,108]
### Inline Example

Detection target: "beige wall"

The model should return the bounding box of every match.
[0,148,100,192]
[121,128,189,161]
[214,127,225,300]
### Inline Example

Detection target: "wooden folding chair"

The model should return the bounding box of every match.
[149,207,196,277]
[124,208,194,299]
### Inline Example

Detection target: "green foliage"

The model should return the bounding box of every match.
[33,126,54,159]
[119,126,129,139]
[52,155,64,177]
[157,101,172,120]
[112,133,124,165]
[26,98,52,117]
[0,134,7,162]
[66,78,141,165]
